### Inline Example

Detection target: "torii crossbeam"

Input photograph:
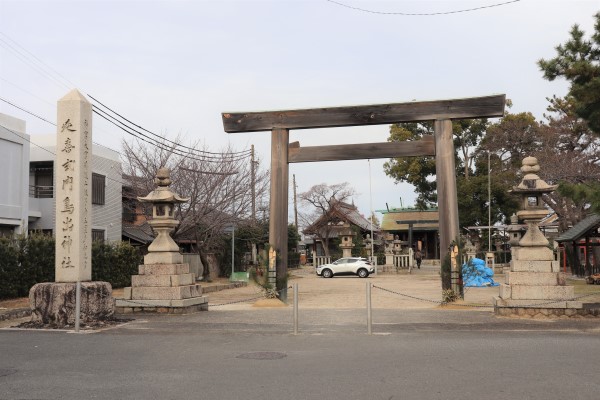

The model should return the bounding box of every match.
[222,94,506,299]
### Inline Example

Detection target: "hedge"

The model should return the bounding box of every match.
[0,234,142,300]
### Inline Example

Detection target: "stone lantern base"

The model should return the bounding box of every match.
[115,263,208,314]
[29,281,114,327]
[493,246,592,318]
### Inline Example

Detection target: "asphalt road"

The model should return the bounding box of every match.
[1,309,600,400]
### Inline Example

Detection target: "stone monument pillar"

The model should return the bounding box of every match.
[29,89,114,326]
[494,157,582,317]
[116,168,208,313]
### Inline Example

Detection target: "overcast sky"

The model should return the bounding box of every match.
[1,0,598,222]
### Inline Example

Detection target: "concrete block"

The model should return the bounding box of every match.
[506,272,560,286]
[190,284,203,297]
[513,247,554,261]
[509,285,574,300]
[131,273,195,287]
[131,285,192,300]
[170,296,208,307]
[132,274,172,287]
[123,287,132,299]
[170,273,194,287]
[116,299,173,307]
[144,252,184,265]
[511,260,553,273]
[566,301,583,309]
[499,284,511,298]
[140,264,190,275]
[551,261,561,273]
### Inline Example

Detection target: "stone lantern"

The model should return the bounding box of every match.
[393,235,403,255]
[138,167,189,265]
[116,167,207,314]
[338,223,355,258]
[511,156,557,248]
[364,233,373,259]
[495,157,581,317]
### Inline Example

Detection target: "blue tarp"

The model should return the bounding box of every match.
[462,257,499,287]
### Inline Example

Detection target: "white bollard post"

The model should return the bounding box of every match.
[366,282,372,335]
[293,283,299,335]
[75,281,81,333]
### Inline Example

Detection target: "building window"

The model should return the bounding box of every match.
[92,173,106,205]
[122,199,136,223]
[92,229,105,242]
[31,162,54,198]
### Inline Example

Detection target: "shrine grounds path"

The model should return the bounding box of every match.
[208,262,497,310]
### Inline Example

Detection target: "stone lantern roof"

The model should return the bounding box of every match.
[137,167,189,204]
[512,156,557,194]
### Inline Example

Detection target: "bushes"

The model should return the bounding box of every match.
[0,235,142,300]
[92,241,142,288]
[0,234,55,299]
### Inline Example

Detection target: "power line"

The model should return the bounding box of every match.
[92,108,251,163]
[0,96,123,155]
[1,94,250,168]
[88,94,251,158]
[0,33,252,162]
[325,0,521,16]
[0,123,128,187]
[0,76,55,107]
[0,32,78,89]
[0,96,56,126]
[91,103,250,162]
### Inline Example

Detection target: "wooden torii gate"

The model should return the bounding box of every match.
[222,94,505,300]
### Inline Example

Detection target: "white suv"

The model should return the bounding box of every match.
[316,257,374,278]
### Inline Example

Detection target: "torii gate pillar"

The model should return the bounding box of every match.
[435,119,460,293]
[269,128,289,301]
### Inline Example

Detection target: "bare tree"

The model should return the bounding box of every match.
[299,182,357,257]
[121,135,269,278]
[536,97,600,229]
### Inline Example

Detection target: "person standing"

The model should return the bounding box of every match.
[414,248,422,269]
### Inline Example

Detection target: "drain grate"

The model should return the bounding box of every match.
[236,351,287,360]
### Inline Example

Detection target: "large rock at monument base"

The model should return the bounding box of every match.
[29,282,114,327]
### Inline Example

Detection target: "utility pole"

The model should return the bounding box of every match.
[250,145,257,265]
[293,174,298,230]
[251,144,256,221]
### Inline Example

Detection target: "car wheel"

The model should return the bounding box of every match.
[322,269,333,278]
[357,268,369,278]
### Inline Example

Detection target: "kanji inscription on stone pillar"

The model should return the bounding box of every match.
[55,89,92,282]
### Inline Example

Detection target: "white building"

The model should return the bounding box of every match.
[0,113,122,241]
[29,135,122,242]
[0,113,30,236]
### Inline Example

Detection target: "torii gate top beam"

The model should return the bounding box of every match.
[222,94,506,133]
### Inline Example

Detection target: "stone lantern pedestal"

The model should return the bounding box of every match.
[116,168,208,314]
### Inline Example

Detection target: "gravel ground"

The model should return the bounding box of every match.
[208,263,500,310]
